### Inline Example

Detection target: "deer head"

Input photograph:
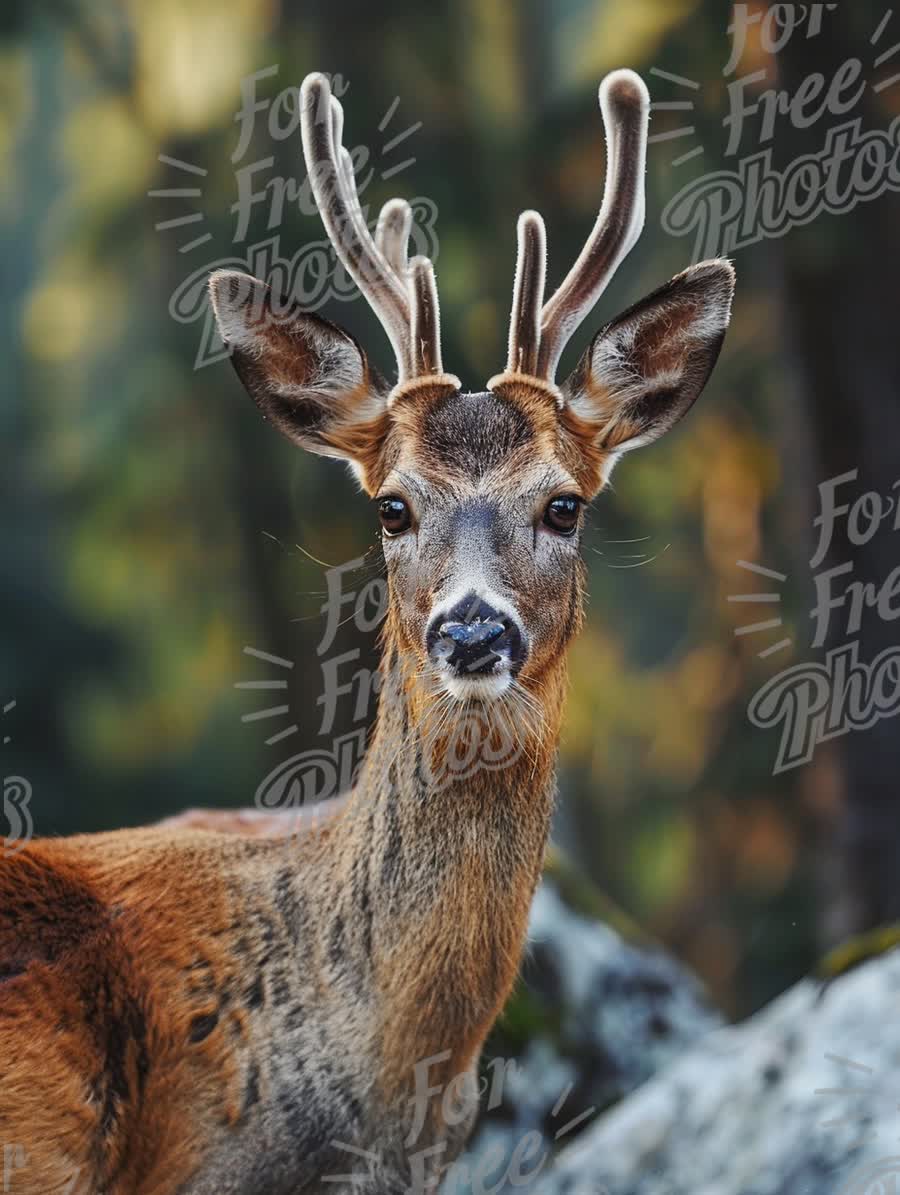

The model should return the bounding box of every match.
[209,70,734,709]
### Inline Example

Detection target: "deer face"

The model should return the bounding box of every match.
[378,384,582,700]
[209,70,735,705]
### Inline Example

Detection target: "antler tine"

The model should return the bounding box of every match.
[336,139,400,302]
[376,199,412,278]
[536,69,649,382]
[409,255,443,377]
[332,142,420,380]
[329,101,365,241]
[300,73,412,380]
[331,98,390,284]
[506,210,547,377]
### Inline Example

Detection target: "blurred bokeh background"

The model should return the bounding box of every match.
[3,0,899,1020]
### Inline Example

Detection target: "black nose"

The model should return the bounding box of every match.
[426,594,525,677]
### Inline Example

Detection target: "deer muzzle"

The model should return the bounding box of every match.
[426,593,526,689]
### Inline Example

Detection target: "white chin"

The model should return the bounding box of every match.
[440,671,512,702]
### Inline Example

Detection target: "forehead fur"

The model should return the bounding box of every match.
[375,379,606,496]
[420,391,535,477]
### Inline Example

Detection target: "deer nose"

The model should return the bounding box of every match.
[426,594,525,677]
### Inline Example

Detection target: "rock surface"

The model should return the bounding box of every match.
[543,949,900,1195]
[449,872,900,1195]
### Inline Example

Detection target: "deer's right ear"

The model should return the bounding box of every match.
[558,260,734,473]
[209,270,389,479]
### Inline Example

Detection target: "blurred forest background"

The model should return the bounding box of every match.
[2,0,899,1019]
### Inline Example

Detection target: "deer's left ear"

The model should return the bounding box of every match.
[560,259,735,465]
[208,270,390,490]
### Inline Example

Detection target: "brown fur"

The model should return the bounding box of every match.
[0,380,582,1193]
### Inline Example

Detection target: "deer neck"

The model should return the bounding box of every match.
[336,617,565,1090]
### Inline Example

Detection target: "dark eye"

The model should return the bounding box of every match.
[378,496,412,536]
[542,495,581,535]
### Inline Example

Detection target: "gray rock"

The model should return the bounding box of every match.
[543,950,900,1194]
[525,884,722,1099]
[448,874,900,1195]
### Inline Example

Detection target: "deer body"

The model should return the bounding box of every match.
[0,594,560,1194]
[0,69,734,1193]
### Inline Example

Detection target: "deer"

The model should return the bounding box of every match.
[0,69,733,1194]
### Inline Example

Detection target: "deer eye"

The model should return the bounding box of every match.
[542,495,581,536]
[378,496,412,536]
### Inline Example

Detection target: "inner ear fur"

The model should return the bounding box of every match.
[208,270,390,486]
[561,259,735,462]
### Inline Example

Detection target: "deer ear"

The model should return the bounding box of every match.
[560,259,735,465]
[208,270,389,474]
